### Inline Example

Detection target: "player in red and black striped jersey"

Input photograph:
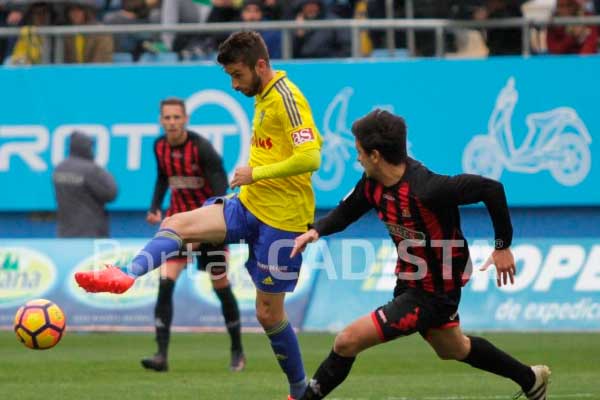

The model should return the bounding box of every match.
[141,98,245,373]
[294,110,550,400]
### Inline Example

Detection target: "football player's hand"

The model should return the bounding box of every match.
[146,210,162,225]
[480,248,516,287]
[230,166,254,189]
[291,229,319,258]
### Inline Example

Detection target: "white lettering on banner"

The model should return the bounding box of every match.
[51,125,111,166]
[533,245,586,291]
[464,241,494,292]
[0,126,49,171]
[362,242,600,293]
[495,298,600,324]
[0,89,250,175]
[112,124,160,170]
[498,245,542,293]
[186,89,251,176]
[341,239,376,280]
[575,245,600,291]
[495,298,522,321]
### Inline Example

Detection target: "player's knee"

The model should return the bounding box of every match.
[160,216,173,230]
[434,344,469,361]
[333,329,361,357]
[161,215,184,236]
[256,306,278,328]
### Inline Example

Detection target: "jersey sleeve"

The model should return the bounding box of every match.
[276,86,321,153]
[422,173,513,249]
[150,140,168,212]
[195,135,228,196]
[311,175,373,236]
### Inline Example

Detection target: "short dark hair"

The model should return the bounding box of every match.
[217,31,270,68]
[160,97,186,114]
[351,109,407,165]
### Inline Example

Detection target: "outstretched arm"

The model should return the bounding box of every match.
[230,147,320,189]
[425,173,515,286]
[291,177,372,257]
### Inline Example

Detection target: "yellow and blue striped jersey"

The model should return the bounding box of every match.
[239,70,322,232]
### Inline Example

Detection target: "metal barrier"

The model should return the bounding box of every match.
[1,16,600,62]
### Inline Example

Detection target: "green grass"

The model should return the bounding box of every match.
[0,332,598,399]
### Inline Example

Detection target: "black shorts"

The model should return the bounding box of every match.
[371,284,461,342]
[172,243,228,278]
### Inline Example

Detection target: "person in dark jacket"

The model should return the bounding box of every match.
[292,0,350,58]
[240,0,282,59]
[473,0,524,56]
[52,131,117,237]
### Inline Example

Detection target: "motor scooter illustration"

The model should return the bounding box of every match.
[462,77,591,186]
[313,87,360,191]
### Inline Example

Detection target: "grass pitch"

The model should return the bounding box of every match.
[0,332,598,400]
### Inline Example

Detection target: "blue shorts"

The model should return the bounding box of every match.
[204,195,303,293]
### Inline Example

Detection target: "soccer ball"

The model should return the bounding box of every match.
[13,299,66,350]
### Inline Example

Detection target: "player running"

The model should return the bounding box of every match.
[291,109,550,400]
[141,97,244,373]
[75,31,322,400]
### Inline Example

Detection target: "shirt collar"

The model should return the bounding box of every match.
[259,70,287,99]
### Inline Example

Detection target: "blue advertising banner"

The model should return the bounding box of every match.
[1,238,598,332]
[303,237,600,332]
[1,55,599,210]
[0,240,317,331]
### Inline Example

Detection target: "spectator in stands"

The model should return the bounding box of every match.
[473,0,524,56]
[160,0,210,51]
[64,1,114,63]
[328,0,358,18]
[262,0,293,20]
[102,0,160,60]
[53,131,117,238]
[292,0,350,58]
[547,0,598,54]
[367,0,456,57]
[0,0,16,61]
[239,0,281,58]
[9,1,59,64]
[174,0,240,60]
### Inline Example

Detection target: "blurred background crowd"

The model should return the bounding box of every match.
[0,0,598,65]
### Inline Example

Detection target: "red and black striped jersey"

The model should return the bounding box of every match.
[150,131,228,216]
[312,158,513,295]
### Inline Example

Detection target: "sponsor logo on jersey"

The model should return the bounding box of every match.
[168,176,205,189]
[384,223,425,241]
[251,133,273,150]
[291,128,315,146]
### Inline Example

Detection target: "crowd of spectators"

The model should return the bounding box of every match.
[0,0,598,65]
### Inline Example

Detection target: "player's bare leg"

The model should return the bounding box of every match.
[425,326,550,399]
[141,259,187,372]
[161,204,227,243]
[301,314,383,399]
[74,205,227,293]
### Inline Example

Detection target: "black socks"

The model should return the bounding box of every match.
[461,336,535,391]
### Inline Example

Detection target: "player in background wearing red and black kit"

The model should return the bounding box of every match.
[141,98,245,372]
[293,110,550,400]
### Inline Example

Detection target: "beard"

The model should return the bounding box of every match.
[242,71,262,97]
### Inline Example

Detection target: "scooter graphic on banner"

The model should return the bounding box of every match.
[313,87,360,191]
[313,88,412,191]
[462,77,591,186]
